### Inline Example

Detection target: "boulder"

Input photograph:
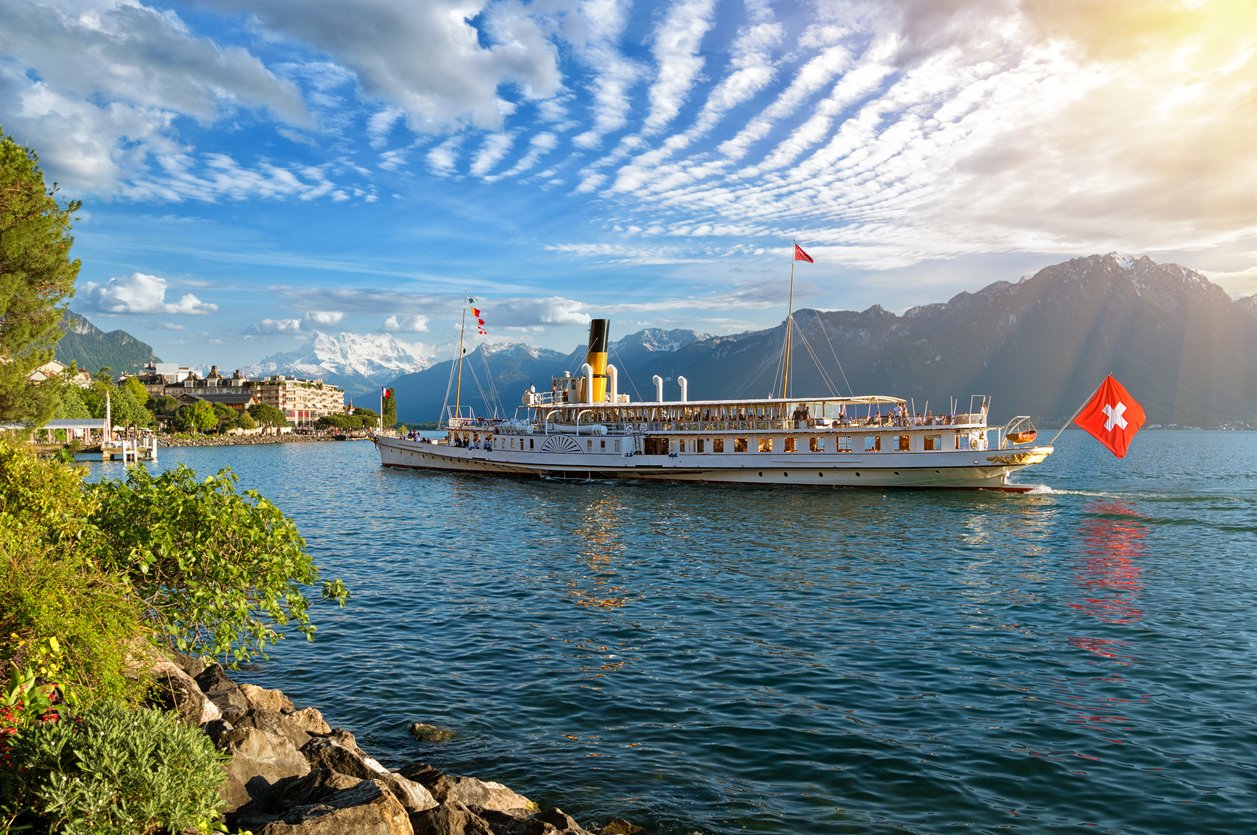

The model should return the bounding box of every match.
[241,682,296,713]
[196,664,250,722]
[217,725,312,812]
[149,660,221,726]
[236,708,316,751]
[408,722,456,743]
[272,768,365,809]
[256,778,412,835]
[399,763,537,816]
[410,800,495,835]
[288,706,331,736]
[596,821,644,835]
[301,733,435,812]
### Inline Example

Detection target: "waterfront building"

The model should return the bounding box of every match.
[254,376,346,426]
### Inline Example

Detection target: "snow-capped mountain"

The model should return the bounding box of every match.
[245,332,432,402]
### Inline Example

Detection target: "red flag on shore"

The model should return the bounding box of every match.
[793,243,814,263]
[381,387,392,398]
[1073,374,1145,458]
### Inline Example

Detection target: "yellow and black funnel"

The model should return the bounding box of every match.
[586,318,610,403]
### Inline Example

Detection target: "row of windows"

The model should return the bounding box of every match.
[467,433,982,453]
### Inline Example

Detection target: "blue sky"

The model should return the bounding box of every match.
[2,0,1254,370]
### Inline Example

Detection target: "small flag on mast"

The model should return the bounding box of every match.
[381,387,392,398]
[1073,374,1145,458]
[793,243,814,263]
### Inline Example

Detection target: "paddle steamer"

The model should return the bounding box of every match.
[374,317,1053,490]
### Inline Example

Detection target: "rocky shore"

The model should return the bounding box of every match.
[158,431,372,448]
[152,655,639,835]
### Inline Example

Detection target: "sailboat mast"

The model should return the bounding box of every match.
[454,305,467,418]
[781,247,797,399]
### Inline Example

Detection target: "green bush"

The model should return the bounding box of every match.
[1,702,227,835]
[89,464,348,666]
[0,441,148,707]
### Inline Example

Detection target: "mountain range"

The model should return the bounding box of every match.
[391,254,1257,427]
[243,332,429,404]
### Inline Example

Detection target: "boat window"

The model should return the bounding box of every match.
[957,434,970,450]
[924,434,941,451]
[529,438,535,449]
[837,435,852,452]
[678,439,687,453]
[735,437,748,452]
[758,437,772,453]
[697,438,706,453]
[713,437,725,453]
[809,436,823,452]
[865,435,881,452]
[784,437,797,453]
[898,434,910,451]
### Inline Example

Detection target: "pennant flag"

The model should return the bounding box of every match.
[793,243,814,263]
[471,307,481,317]
[381,387,393,398]
[1073,374,1145,458]
[468,296,478,304]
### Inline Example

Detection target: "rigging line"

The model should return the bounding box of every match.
[477,346,503,416]
[813,311,854,396]
[440,341,460,423]
[610,345,644,402]
[792,324,842,398]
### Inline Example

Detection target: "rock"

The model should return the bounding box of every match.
[301,733,435,812]
[410,800,495,835]
[241,682,296,713]
[149,660,221,726]
[533,808,591,833]
[236,708,317,751]
[275,768,363,808]
[196,664,250,722]
[217,725,312,813]
[596,821,644,835]
[257,778,412,835]
[399,764,537,816]
[408,722,456,743]
[288,706,331,736]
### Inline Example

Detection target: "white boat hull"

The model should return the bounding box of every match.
[374,435,1051,491]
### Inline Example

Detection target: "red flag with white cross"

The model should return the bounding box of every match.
[1073,374,1145,458]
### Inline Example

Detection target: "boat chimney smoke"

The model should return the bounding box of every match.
[678,376,688,402]
[584,319,610,403]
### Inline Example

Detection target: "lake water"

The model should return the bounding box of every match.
[87,431,1257,834]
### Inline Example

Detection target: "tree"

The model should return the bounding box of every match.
[210,402,238,433]
[0,129,81,425]
[382,392,396,428]
[88,465,348,665]
[247,402,288,429]
[53,383,91,419]
[174,400,217,433]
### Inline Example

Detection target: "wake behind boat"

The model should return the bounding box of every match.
[374,317,1053,491]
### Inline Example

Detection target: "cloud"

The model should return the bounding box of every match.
[211,0,561,133]
[249,318,303,333]
[304,310,344,326]
[642,0,718,136]
[79,273,218,315]
[384,314,430,332]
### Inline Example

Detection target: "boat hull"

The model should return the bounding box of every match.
[374,436,1051,491]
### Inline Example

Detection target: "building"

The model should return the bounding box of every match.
[254,376,346,426]
[28,360,91,388]
[127,362,197,395]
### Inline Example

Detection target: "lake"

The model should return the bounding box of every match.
[87,431,1257,833]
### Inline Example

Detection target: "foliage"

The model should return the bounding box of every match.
[0,441,149,707]
[382,391,397,428]
[314,412,376,431]
[210,402,239,433]
[0,129,81,426]
[246,402,288,428]
[89,465,348,666]
[175,400,218,433]
[82,378,153,429]
[0,701,227,835]
[52,381,91,419]
[147,394,179,418]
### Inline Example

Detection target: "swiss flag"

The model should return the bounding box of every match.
[793,243,813,263]
[1073,374,1145,458]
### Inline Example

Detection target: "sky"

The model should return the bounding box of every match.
[2,0,1255,370]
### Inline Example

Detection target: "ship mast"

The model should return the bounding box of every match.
[781,246,797,399]
[454,303,467,418]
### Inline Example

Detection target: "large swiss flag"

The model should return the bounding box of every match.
[1073,374,1145,458]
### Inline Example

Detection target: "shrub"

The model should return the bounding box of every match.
[0,701,227,835]
[89,464,348,666]
[0,441,148,706]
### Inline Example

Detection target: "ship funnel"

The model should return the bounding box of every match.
[585,319,610,403]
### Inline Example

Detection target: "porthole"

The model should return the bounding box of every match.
[758,471,763,477]
[818,472,824,478]
[783,471,788,478]
[894,471,900,475]
[855,472,861,477]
